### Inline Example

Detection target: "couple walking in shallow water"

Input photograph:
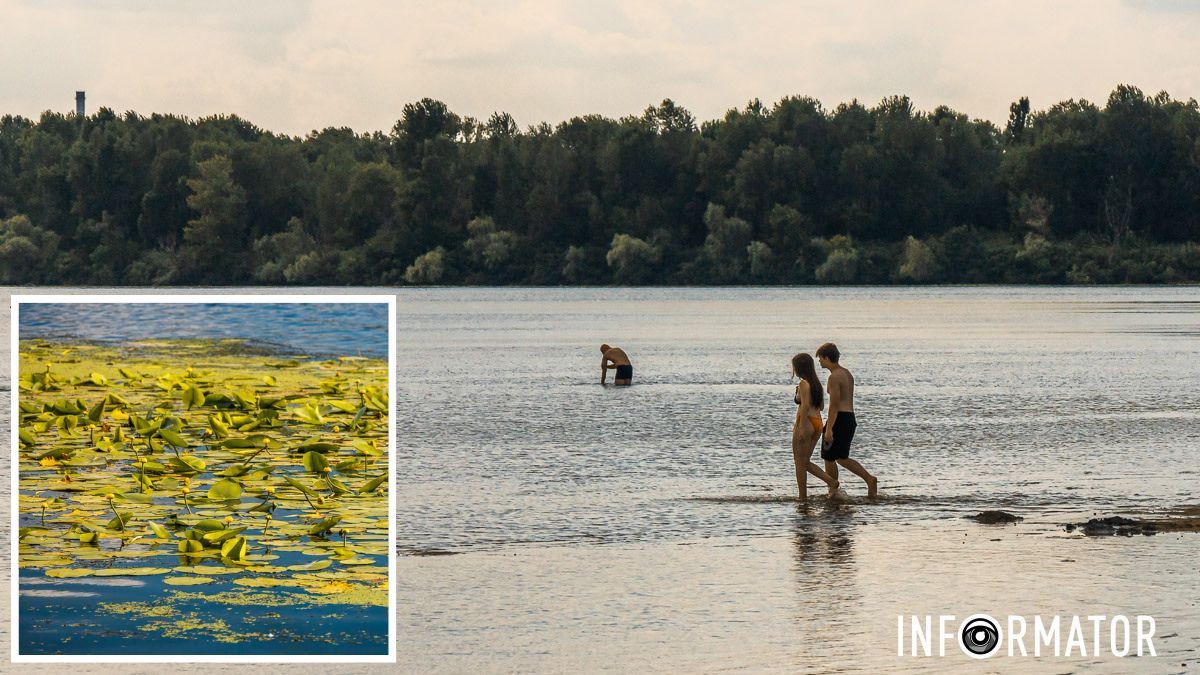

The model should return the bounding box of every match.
[791,343,878,501]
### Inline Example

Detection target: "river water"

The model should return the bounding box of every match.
[17,300,389,358]
[3,286,1199,672]
[395,286,1200,673]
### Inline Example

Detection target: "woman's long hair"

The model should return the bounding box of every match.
[791,353,823,411]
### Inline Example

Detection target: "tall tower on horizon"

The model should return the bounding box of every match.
[75,91,85,117]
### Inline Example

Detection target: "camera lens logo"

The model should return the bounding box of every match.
[959,614,1001,659]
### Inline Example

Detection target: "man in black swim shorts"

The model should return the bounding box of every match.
[817,342,878,498]
[600,344,633,386]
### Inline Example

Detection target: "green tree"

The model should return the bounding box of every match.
[814,235,860,284]
[0,214,60,282]
[896,235,938,282]
[179,154,248,282]
[701,203,752,280]
[404,246,447,284]
[606,233,660,284]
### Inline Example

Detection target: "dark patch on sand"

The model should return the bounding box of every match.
[1064,510,1200,536]
[967,510,1023,524]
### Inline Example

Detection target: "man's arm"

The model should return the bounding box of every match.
[601,357,610,384]
[824,376,840,441]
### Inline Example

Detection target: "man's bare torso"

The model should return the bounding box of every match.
[603,347,631,366]
[829,367,854,412]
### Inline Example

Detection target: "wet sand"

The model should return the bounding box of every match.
[400,510,1200,672]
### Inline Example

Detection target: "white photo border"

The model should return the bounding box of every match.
[9,293,397,664]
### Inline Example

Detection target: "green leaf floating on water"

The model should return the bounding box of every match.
[182,384,206,409]
[147,522,171,540]
[178,539,204,553]
[350,439,381,456]
[308,515,342,536]
[202,527,246,544]
[207,479,243,501]
[220,536,248,561]
[208,415,230,438]
[87,399,105,423]
[288,559,332,572]
[164,576,215,586]
[296,438,339,453]
[108,512,134,530]
[360,474,387,493]
[293,404,325,425]
[157,428,191,448]
[93,567,171,576]
[283,475,320,498]
[33,446,74,460]
[301,451,329,474]
[173,565,243,575]
[221,434,273,449]
[45,568,96,578]
[169,455,206,473]
[19,427,36,447]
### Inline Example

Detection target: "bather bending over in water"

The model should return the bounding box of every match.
[600,344,633,385]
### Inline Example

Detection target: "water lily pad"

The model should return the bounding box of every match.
[182,385,205,410]
[93,567,171,576]
[220,536,247,561]
[287,559,332,572]
[301,451,329,473]
[45,568,96,578]
[207,479,243,501]
[173,565,244,575]
[157,428,191,448]
[163,576,215,586]
[147,522,171,540]
[308,515,342,536]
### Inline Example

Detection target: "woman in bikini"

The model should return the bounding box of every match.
[791,352,839,501]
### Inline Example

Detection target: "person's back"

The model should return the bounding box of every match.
[600,344,633,385]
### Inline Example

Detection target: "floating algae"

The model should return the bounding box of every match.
[18,338,390,652]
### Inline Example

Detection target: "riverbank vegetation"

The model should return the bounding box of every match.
[1,84,1197,285]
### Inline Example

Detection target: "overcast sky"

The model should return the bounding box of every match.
[3,0,1199,136]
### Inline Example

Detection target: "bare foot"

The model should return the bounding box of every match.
[827,480,840,499]
[867,475,878,499]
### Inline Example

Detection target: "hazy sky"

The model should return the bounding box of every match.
[3,0,1199,136]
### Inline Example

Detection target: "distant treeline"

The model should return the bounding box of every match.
[1,84,1199,285]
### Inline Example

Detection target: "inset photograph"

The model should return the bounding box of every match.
[12,296,394,661]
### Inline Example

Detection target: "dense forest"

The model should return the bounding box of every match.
[1,84,1198,286]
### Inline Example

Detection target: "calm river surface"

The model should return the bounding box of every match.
[395,286,1200,673]
[2,286,1199,672]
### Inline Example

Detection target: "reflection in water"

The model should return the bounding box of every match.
[791,504,860,663]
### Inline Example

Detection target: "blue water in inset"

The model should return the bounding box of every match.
[18,302,389,357]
